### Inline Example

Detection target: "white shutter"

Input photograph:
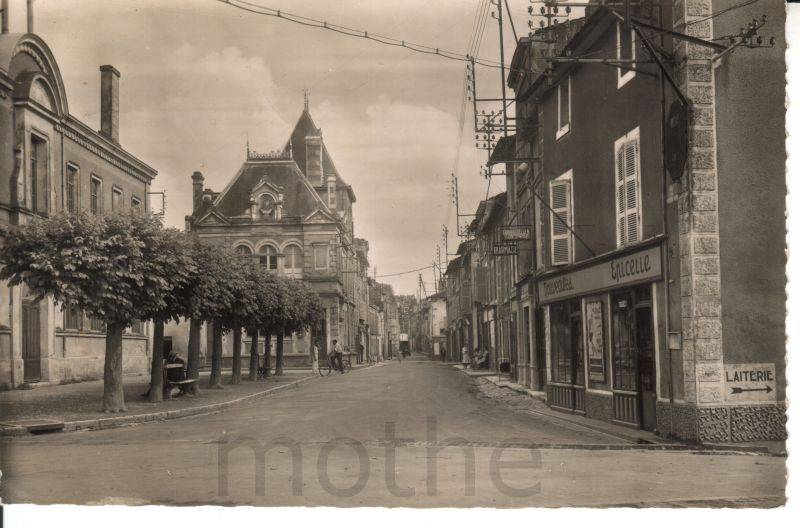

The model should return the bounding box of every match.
[614,131,641,246]
[615,145,626,246]
[550,178,572,266]
[624,136,641,243]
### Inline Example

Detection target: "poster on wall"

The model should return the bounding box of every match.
[586,301,606,383]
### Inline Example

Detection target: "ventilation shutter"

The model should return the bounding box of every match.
[550,179,572,266]
[615,146,626,245]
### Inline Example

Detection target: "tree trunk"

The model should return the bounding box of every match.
[103,321,127,413]
[148,320,165,403]
[209,319,224,389]
[248,329,259,381]
[231,326,242,385]
[262,329,272,378]
[275,327,285,376]
[186,318,201,395]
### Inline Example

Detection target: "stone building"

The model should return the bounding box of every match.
[0,9,157,389]
[500,0,786,441]
[179,104,361,366]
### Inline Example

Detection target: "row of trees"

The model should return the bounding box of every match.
[0,212,323,412]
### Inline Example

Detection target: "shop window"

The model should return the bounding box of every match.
[614,127,642,247]
[550,300,584,385]
[30,134,49,214]
[90,175,102,215]
[617,22,636,88]
[556,76,571,139]
[66,164,78,213]
[550,171,573,266]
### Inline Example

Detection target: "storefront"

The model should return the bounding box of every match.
[537,242,664,431]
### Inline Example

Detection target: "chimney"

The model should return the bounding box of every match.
[2,0,9,34]
[191,171,204,213]
[26,0,32,33]
[99,65,120,143]
[305,134,323,184]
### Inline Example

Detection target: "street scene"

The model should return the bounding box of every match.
[0,0,792,518]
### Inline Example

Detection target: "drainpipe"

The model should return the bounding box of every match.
[1,0,9,34]
[26,0,33,33]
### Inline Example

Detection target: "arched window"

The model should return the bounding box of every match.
[258,245,278,270]
[284,244,303,271]
[235,245,253,259]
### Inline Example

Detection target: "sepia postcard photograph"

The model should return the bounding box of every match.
[0,0,795,525]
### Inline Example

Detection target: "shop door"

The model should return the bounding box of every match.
[612,289,657,431]
[22,301,41,382]
[636,304,657,431]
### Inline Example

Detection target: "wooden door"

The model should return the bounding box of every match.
[22,301,41,382]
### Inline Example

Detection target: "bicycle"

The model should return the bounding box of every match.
[316,352,352,376]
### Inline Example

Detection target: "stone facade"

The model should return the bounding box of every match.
[0,30,157,390]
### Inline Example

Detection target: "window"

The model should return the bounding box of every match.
[130,320,144,335]
[112,187,124,212]
[30,134,49,214]
[314,245,329,270]
[235,245,253,259]
[535,184,546,270]
[90,176,102,214]
[556,76,570,139]
[63,303,82,331]
[550,171,573,266]
[550,300,584,385]
[614,127,642,247]
[66,164,78,213]
[617,22,636,88]
[285,244,304,274]
[131,195,142,214]
[258,245,278,270]
[90,316,105,332]
[327,182,336,209]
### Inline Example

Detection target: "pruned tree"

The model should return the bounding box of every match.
[215,256,259,385]
[274,278,324,376]
[184,241,239,390]
[0,212,183,412]
[238,264,281,381]
[138,228,196,402]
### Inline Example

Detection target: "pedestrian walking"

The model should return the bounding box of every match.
[461,345,470,368]
[311,343,320,375]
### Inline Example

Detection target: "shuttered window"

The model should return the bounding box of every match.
[550,172,573,266]
[614,128,642,247]
[556,76,571,139]
[617,22,636,88]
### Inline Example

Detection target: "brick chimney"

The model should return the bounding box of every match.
[305,134,323,184]
[99,65,120,143]
[191,171,204,213]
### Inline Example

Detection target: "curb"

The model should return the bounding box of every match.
[454,365,782,456]
[1,375,319,437]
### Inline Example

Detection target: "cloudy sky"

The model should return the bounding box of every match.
[13,0,541,295]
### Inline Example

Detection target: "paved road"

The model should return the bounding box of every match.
[0,360,786,507]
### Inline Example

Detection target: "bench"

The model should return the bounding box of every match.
[163,378,198,398]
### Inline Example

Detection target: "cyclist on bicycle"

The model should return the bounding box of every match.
[331,339,344,373]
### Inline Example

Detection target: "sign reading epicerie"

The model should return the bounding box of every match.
[537,245,662,303]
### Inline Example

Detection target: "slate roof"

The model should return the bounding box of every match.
[213,160,324,218]
[285,110,356,203]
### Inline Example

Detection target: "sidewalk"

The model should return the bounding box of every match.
[0,370,318,436]
[454,364,786,455]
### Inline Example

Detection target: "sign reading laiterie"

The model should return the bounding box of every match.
[492,243,518,256]
[500,226,531,242]
[537,245,662,303]
[724,363,777,403]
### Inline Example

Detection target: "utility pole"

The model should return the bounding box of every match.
[495,0,509,137]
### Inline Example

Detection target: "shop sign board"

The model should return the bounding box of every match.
[500,226,531,242]
[724,363,777,403]
[492,243,518,256]
[537,245,662,303]
[586,300,606,382]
